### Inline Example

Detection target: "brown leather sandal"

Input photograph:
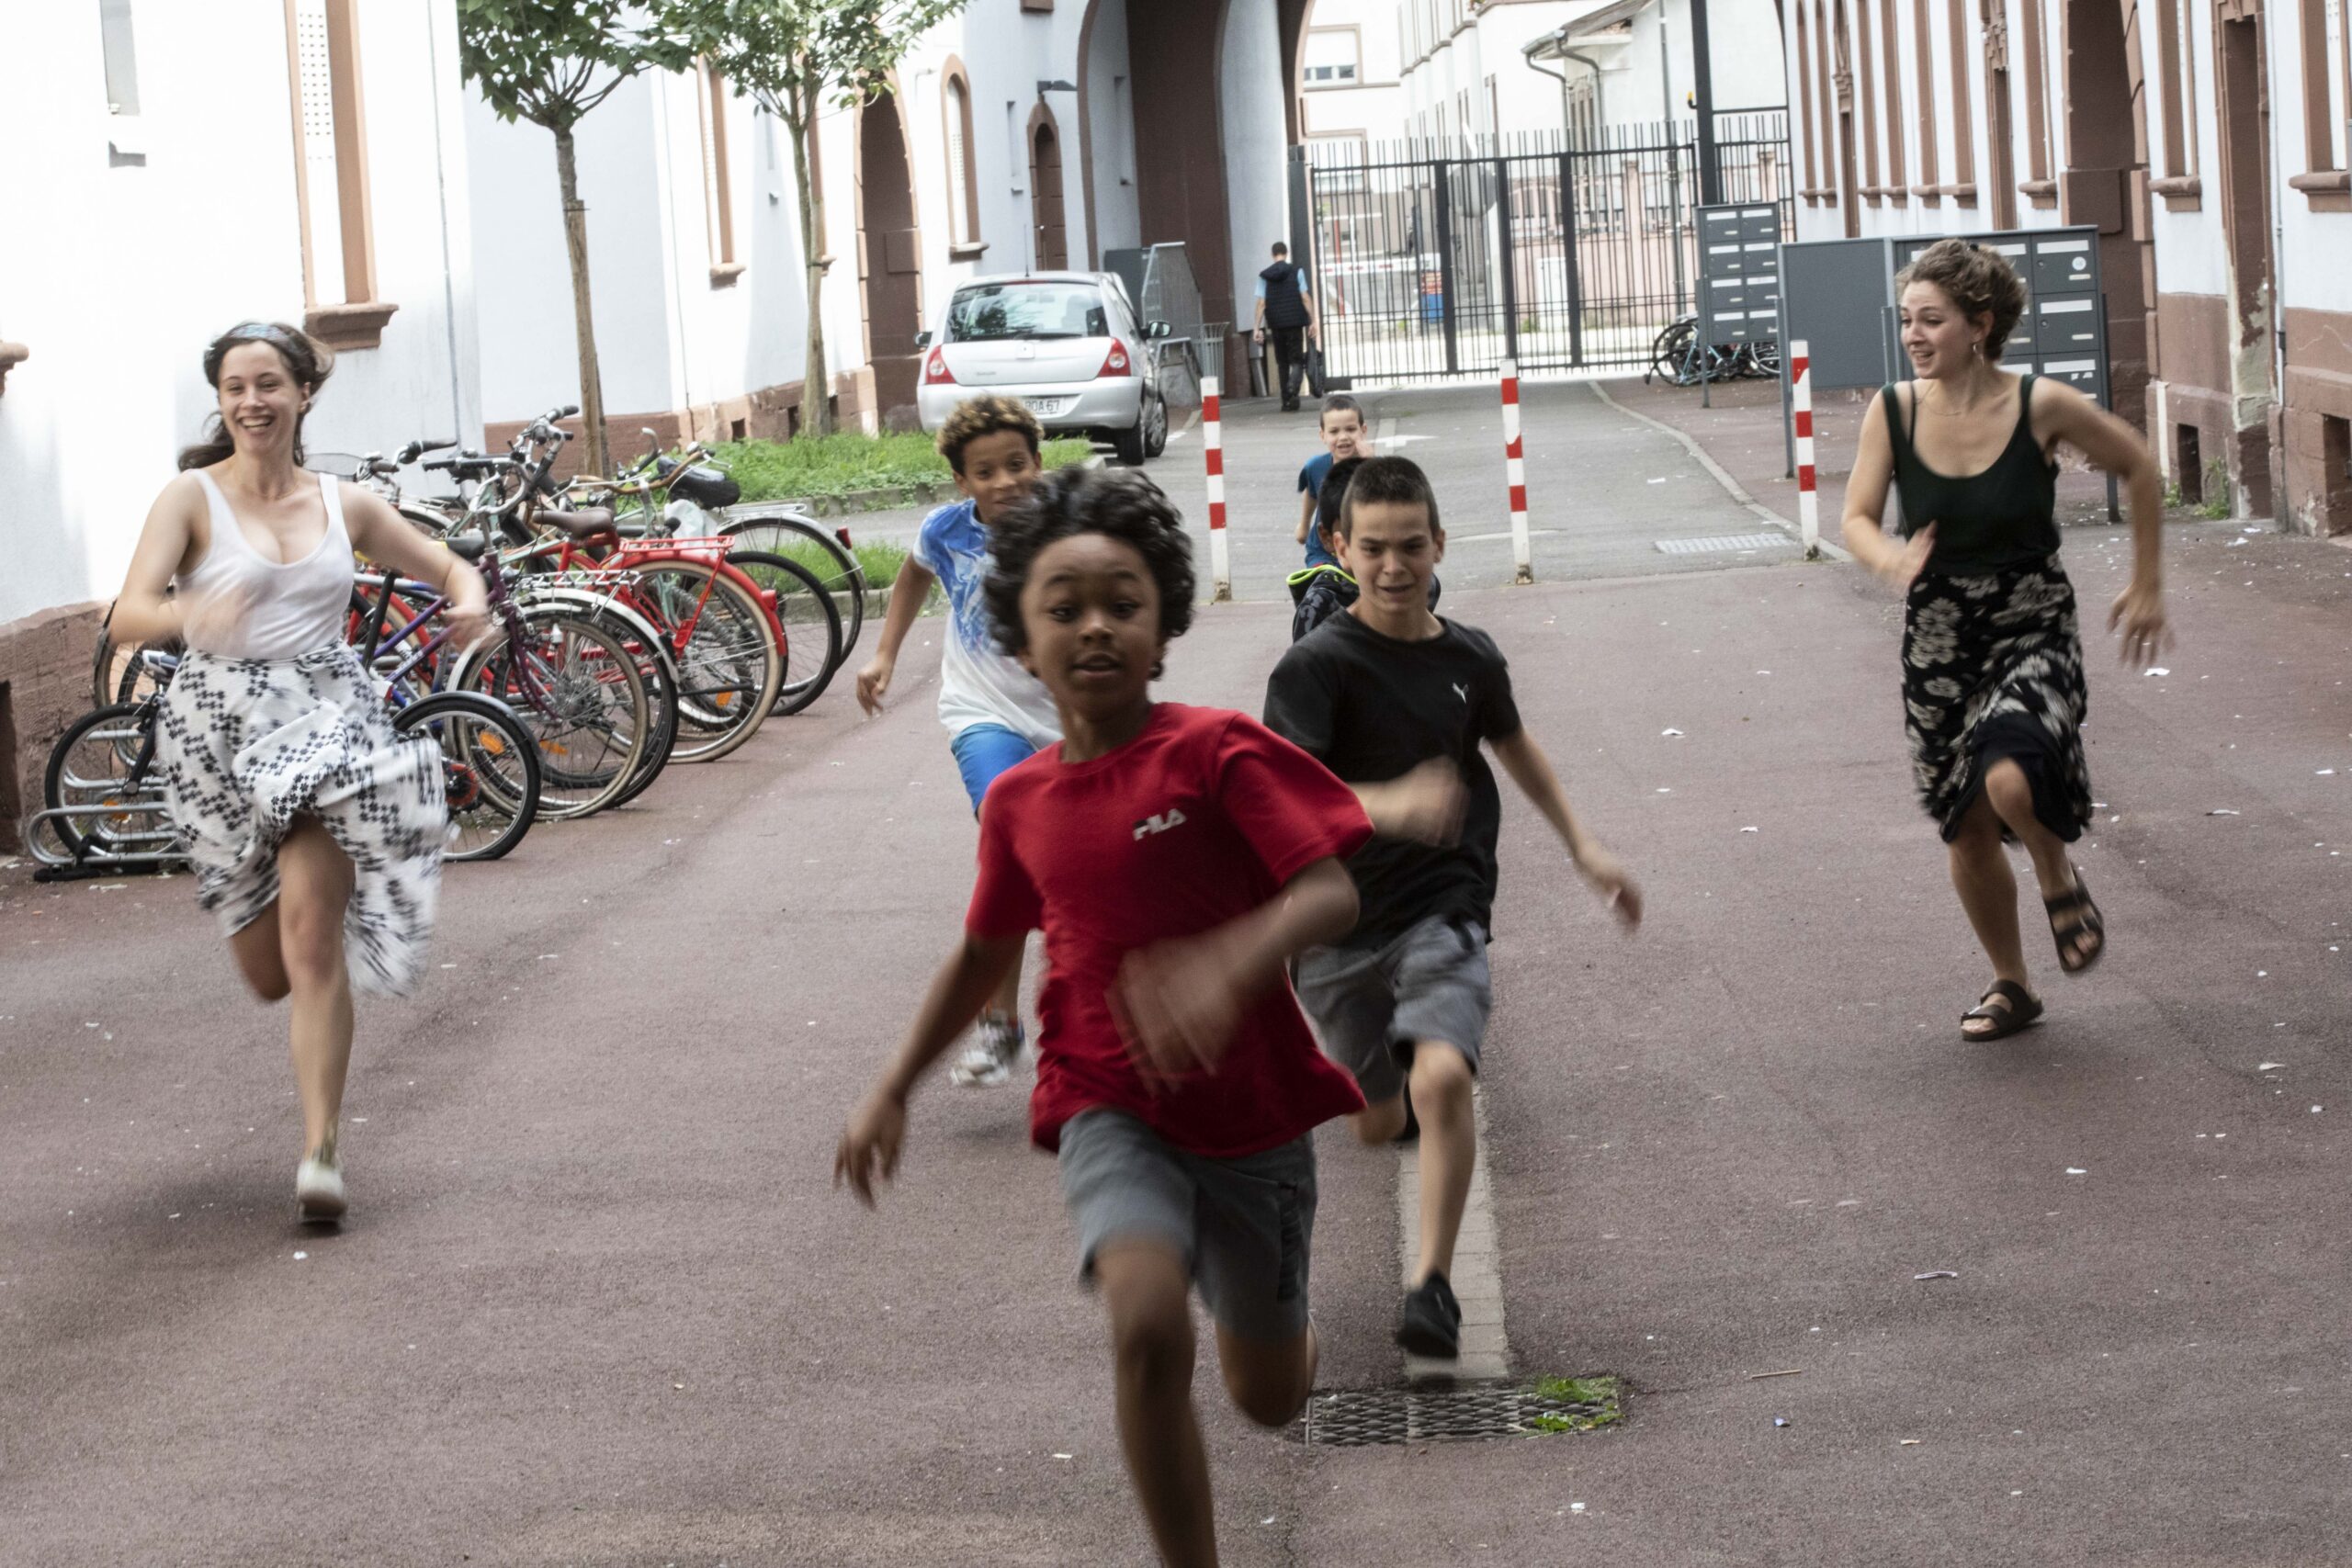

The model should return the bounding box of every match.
[1962,980,2044,1041]
[2044,865,2107,975]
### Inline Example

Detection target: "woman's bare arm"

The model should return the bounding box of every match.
[107,476,205,646]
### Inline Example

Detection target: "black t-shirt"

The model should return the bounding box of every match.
[1263,612,1522,949]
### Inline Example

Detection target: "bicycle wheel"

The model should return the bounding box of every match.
[457,610,650,820]
[1647,318,1694,386]
[718,511,865,662]
[594,604,683,809]
[724,549,844,716]
[42,703,179,863]
[623,559,782,762]
[390,691,541,862]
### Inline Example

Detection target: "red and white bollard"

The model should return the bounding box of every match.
[1202,376,1230,602]
[1791,340,1820,559]
[1500,357,1532,584]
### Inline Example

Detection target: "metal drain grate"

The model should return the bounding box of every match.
[1288,1378,1622,1447]
[1654,533,1799,555]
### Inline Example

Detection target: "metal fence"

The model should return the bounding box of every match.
[1296,113,1793,385]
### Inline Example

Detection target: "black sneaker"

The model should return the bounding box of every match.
[1396,1271,1461,1359]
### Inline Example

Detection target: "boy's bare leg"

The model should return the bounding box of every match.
[1095,1241,1219,1568]
[984,941,1025,1025]
[1407,1043,1476,1283]
[1215,1322,1317,1429]
[1351,1094,1408,1145]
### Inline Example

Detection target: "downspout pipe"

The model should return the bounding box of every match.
[1521,30,1608,140]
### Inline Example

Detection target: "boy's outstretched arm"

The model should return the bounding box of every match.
[1488,728,1643,928]
[836,931,1026,1202]
[855,556,940,716]
[1115,857,1359,1084]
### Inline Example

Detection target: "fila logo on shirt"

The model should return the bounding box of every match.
[1133,807,1189,840]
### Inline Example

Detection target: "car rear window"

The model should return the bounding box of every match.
[945,283,1109,343]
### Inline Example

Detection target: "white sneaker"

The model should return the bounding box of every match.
[295,1148,347,1222]
[948,1015,1023,1088]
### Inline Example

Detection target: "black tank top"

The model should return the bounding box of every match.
[1881,375,2062,576]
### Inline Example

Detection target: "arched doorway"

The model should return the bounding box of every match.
[2060,0,2156,425]
[1030,107,1069,270]
[857,90,924,428]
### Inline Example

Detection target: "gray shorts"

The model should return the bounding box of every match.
[1294,916,1492,1104]
[1057,1109,1317,1343]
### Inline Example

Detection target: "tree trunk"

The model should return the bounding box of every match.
[553,124,610,475]
[789,82,833,438]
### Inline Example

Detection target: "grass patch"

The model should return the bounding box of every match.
[1524,1374,1623,1436]
[712,432,1094,502]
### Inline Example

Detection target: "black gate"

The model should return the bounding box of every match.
[1297,114,1794,386]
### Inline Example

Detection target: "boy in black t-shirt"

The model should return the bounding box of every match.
[1263,456,1643,1359]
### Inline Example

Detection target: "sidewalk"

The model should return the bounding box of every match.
[1600,374,2122,539]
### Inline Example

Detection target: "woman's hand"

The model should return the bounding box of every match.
[177,579,254,651]
[1878,523,1937,592]
[834,1088,908,1206]
[2108,579,2172,668]
[856,651,896,716]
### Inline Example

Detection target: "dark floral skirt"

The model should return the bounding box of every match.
[1901,556,2093,844]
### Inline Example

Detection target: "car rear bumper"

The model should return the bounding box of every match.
[918,377,1145,434]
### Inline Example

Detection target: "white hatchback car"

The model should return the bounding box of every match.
[915,272,1172,465]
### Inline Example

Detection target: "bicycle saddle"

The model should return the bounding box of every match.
[537,505,617,537]
[443,536,489,561]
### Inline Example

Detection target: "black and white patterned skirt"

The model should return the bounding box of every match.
[1901,556,2094,845]
[154,643,445,997]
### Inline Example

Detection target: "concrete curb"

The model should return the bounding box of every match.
[1585,380,1854,562]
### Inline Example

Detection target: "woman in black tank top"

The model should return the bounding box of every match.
[1842,241,2169,1043]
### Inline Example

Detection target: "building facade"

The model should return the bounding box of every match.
[1781,0,2352,532]
[1298,0,1787,158]
[0,0,480,842]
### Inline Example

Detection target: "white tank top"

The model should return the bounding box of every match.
[176,469,356,660]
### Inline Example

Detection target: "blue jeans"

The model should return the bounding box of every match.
[950,723,1041,815]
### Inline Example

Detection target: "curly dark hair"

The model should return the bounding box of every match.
[1894,239,2029,362]
[935,393,1045,473]
[983,466,1196,660]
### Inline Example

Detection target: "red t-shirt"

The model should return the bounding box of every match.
[967,703,1374,1156]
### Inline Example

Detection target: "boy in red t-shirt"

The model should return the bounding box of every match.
[838,467,1372,1568]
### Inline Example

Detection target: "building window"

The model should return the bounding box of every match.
[2154,0,2201,205]
[1798,0,1821,199]
[942,61,981,251]
[2293,0,2352,206]
[100,0,140,115]
[1304,27,1363,85]
[699,63,741,283]
[1879,0,1907,198]
[1913,0,1940,197]
[2018,0,2057,203]
[1855,0,1882,198]
[1815,0,1841,203]
[1945,0,1977,201]
[283,0,393,348]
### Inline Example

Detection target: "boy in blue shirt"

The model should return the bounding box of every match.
[857,395,1060,1086]
[1293,394,1371,570]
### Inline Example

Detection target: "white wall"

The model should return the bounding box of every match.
[1223,0,1296,309]
[1081,0,1143,260]
[0,0,476,628]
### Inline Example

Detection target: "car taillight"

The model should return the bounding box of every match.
[1096,341,1132,378]
[923,347,956,386]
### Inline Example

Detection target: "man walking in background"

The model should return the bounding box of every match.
[1252,242,1320,413]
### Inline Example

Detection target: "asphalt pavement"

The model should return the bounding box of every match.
[4,382,2350,1566]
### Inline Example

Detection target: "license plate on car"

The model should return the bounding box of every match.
[1026,396,1071,416]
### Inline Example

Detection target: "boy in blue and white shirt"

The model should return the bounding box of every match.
[858,395,1061,1085]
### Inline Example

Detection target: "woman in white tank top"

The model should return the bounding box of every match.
[109,321,490,1223]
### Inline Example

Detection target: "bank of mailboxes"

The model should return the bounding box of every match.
[1698,203,1783,346]
[1888,228,2106,406]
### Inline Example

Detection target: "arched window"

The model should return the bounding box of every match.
[942,61,981,251]
[698,62,741,283]
[1912,0,1940,200]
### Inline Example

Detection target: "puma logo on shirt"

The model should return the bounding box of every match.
[1453,682,1469,704]
[1133,808,1190,840]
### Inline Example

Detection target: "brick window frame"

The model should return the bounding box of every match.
[699,62,743,285]
[941,58,984,256]
[1912,0,1942,199]
[1799,0,1823,200]
[2018,0,2059,204]
[1945,0,1980,202]
[2153,0,2204,207]
[2290,0,2352,207]
[1856,0,1883,198]
[1880,0,1909,200]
